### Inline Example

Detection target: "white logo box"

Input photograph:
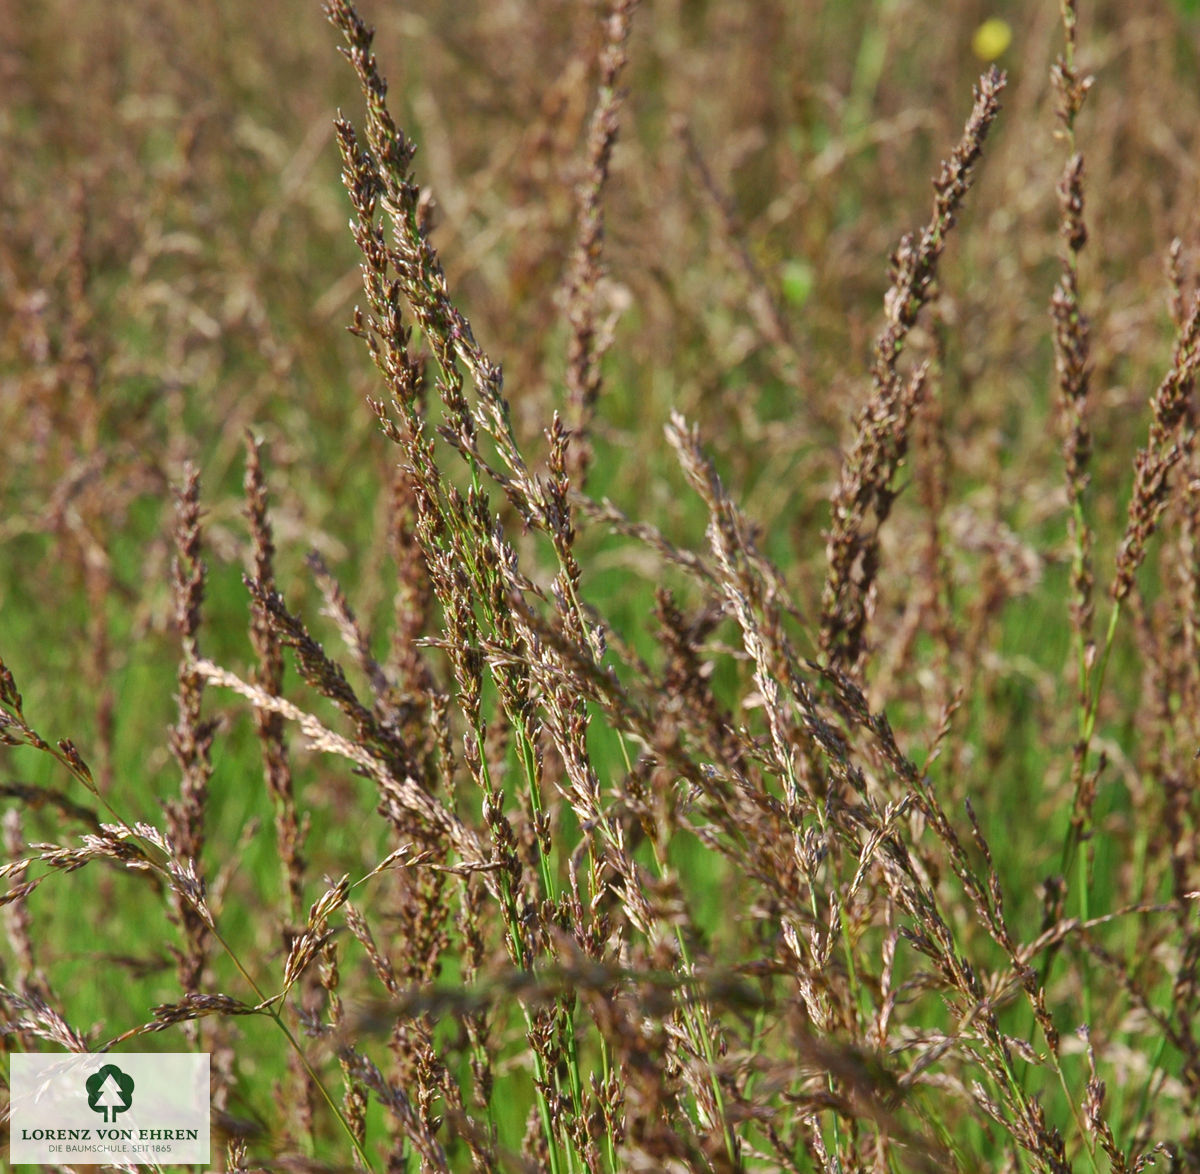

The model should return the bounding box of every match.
[10,1053,209,1166]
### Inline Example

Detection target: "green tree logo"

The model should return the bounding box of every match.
[85,1064,135,1123]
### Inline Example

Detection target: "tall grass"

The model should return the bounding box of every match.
[3,0,1200,1170]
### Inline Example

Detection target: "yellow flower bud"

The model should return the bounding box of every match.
[972,18,1013,62]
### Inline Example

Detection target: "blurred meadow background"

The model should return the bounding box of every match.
[4,0,1200,1170]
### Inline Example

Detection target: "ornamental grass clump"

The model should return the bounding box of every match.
[3,0,1200,1170]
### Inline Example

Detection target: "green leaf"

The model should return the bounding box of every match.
[780,259,815,308]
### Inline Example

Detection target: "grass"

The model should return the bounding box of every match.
[3,0,1200,1170]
